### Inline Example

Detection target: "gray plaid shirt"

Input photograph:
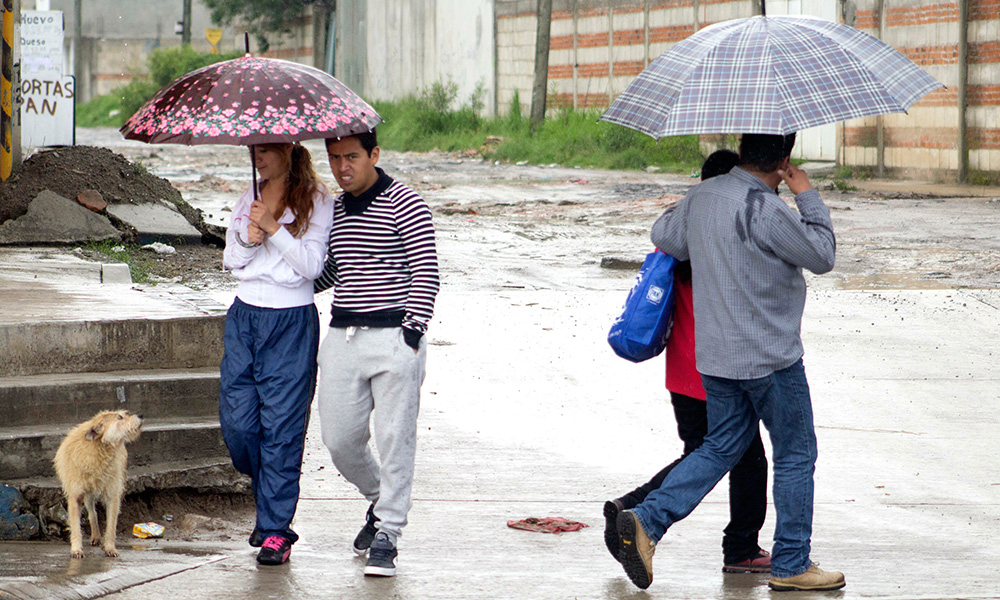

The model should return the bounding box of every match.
[651,167,835,380]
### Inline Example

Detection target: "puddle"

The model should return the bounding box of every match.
[836,272,954,290]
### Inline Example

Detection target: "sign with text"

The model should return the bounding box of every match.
[21,75,74,148]
[21,11,64,78]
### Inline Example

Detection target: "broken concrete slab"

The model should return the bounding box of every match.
[106,201,203,245]
[0,190,121,245]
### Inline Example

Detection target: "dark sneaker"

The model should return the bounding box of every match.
[723,548,771,573]
[248,526,264,548]
[616,510,655,589]
[256,536,292,565]
[769,564,845,591]
[364,532,397,577]
[353,503,379,555]
[603,499,624,563]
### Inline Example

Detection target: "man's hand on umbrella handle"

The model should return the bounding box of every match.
[246,222,265,244]
[249,200,280,235]
[778,163,812,196]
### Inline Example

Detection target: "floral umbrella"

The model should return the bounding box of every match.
[120,55,381,145]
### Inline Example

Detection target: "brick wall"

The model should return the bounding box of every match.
[498,0,754,114]
[840,0,1000,179]
[497,0,1000,181]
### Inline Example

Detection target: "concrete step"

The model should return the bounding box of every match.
[0,367,220,428]
[14,458,250,512]
[0,315,225,377]
[0,417,230,480]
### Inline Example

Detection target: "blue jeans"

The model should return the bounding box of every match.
[631,359,816,578]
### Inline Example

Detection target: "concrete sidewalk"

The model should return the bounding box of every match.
[0,247,225,325]
[1,279,999,599]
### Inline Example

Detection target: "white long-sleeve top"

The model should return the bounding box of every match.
[223,184,335,309]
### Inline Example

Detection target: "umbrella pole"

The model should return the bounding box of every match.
[244,32,257,203]
[250,144,259,202]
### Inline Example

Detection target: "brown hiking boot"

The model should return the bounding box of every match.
[616,510,656,589]
[769,564,846,591]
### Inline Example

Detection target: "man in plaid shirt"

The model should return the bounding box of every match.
[612,133,845,592]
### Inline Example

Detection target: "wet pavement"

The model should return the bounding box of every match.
[2,286,999,599]
[1,130,999,598]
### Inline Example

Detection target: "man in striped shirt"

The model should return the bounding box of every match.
[314,130,440,577]
[612,134,845,592]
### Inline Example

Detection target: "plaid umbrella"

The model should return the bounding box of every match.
[600,15,944,138]
[120,55,381,145]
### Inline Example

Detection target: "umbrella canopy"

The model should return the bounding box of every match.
[120,55,381,145]
[600,15,944,138]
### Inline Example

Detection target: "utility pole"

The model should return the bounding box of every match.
[73,0,82,101]
[1,0,21,181]
[312,2,329,70]
[957,0,968,183]
[530,0,552,132]
[182,0,192,46]
[876,0,885,177]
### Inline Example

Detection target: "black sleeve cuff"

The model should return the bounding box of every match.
[402,327,423,349]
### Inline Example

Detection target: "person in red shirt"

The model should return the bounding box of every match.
[603,150,770,574]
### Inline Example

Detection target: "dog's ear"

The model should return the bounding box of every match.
[85,423,104,441]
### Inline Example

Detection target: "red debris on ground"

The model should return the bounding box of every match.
[506,517,589,533]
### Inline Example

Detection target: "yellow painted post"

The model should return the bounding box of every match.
[1,0,13,180]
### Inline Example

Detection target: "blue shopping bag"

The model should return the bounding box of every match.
[607,250,678,362]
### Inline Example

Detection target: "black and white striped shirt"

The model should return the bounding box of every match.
[314,169,440,336]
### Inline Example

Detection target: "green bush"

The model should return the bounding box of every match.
[77,46,241,128]
[74,94,124,127]
[371,82,703,173]
[147,46,243,88]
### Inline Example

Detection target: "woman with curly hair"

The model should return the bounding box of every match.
[220,142,334,565]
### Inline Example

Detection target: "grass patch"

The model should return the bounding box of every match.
[82,241,154,284]
[372,83,704,173]
[831,165,858,191]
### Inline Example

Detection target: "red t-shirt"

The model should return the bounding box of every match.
[664,275,706,400]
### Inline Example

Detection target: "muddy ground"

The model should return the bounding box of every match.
[68,128,1000,293]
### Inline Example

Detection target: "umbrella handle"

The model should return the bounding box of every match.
[234,230,261,248]
[233,214,262,248]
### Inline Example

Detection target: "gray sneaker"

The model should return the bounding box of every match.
[353,503,378,555]
[363,532,397,577]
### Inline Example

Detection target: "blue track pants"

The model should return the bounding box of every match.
[219,297,319,543]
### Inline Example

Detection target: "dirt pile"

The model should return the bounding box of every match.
[0,146,223,245]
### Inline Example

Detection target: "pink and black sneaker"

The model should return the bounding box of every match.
[723,548,771,573]
[256,536,292,565]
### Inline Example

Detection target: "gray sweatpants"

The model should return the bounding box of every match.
[316,326,426,542]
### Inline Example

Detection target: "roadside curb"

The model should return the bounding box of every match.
[0,548,231,600]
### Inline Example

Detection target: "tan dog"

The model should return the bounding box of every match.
[53,410,143,558]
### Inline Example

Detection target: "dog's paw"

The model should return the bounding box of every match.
[70,548,85,558]
[103,546,119,558]
[89,536,101,546]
